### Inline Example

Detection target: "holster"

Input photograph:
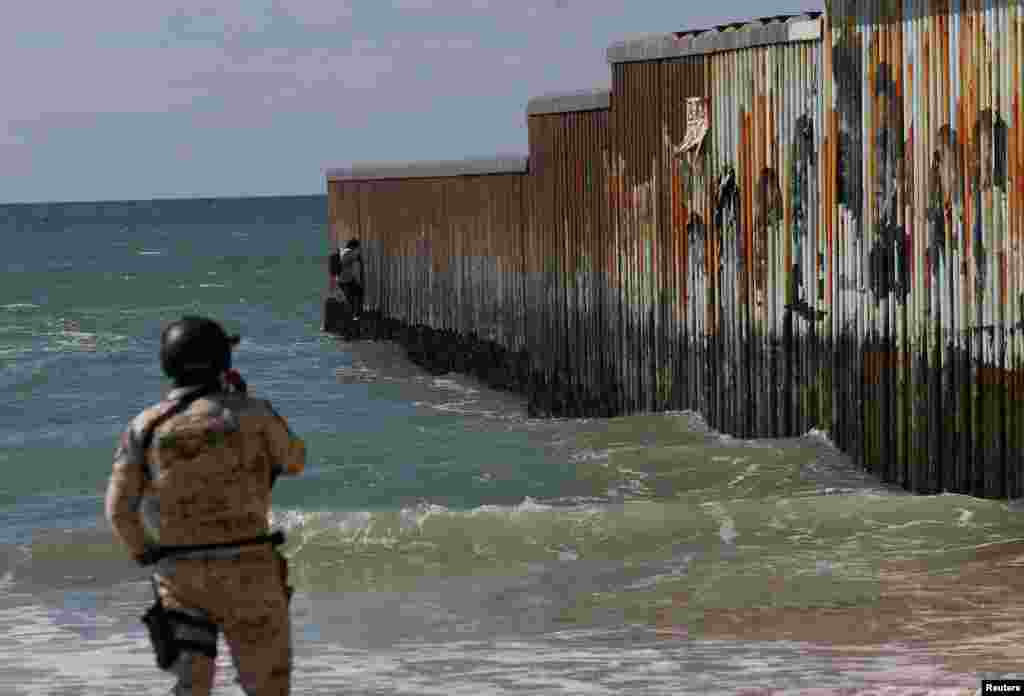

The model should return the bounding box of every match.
[141,583,180,670]
[140,577,219,671]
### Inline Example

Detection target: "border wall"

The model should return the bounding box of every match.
[324,4,1024,500]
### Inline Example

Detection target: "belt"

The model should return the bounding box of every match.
[141,530,286,565]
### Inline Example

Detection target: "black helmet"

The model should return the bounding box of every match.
[160,316,240,385]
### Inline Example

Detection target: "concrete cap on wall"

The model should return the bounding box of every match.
[526,88,611,116]
[326,156,528,181]
[606,12,822,64]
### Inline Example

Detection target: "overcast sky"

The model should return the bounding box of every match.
[1,1,823,204]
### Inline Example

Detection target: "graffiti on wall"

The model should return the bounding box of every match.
[971,108,1009,309]
[927,124,960,291]
[715,166,742,303]
[755,166,782,313]
[665,109,712,323]
[789,107,827,323]
[832,24,864,231]
[867,62,909,305]
[838,29,1015,328]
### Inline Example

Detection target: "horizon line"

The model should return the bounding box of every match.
[0,190,329,207]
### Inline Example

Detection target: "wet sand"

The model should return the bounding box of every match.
[655,539,1024,683]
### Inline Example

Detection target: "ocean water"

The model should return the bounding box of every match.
[2,195,1023,695]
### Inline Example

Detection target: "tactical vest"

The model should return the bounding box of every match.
[142,391,275,548]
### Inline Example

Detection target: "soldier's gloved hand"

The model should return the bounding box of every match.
[134,547,162,566]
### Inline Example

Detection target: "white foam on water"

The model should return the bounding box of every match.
[398,503,449,532]
[433,399,482,415]
[430,380,480,398]
[513,496,554,513]
[269,507,323,533]
[804,427,838,448]
[623,555,695,591]
[701,501,739,546]
[198,283,227,288]
[727,460,758,488]
[136,250,164,256]
[606,478,647,499]
[719,520,738,546]
[543,544,579,561]
[2,303,40,310]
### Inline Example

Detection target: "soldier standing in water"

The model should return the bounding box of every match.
[105,316,305,695]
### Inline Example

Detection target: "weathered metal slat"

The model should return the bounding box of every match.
[635,61,648,413]
[567,109,580,410]
[1010,1,1023,496]
[604,110,622,414]
[539,113,555,408]
[541,112,555,408]
[720,50,738,433]
[739,48,763,436]
[863,2,880,478]
[930,0,944,492]
[525,119,538,374]
[642,60,656,413]
[595,110,612,412]
[821,9,838,453]
[554,108,569,411]
[533,113,552,408]
[613,63,631,411]
[648,59,664,415]
[584,108,598,410]
[636,61,651,413]
[568,111,582,405]
[663,60,681,412]
[625,60,638,414]
[652,68,668,414]
[579,109,591,411]
[618,62,632,413]
[547,112,562,409]
[536,113,552,407]
[909,0,925,489]
[591,110,606,411]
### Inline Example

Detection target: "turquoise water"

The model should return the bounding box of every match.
[2,196,1023,694]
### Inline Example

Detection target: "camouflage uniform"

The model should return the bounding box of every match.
[105,385,305,696]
